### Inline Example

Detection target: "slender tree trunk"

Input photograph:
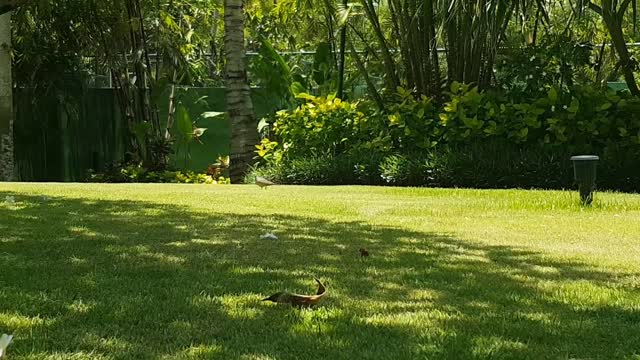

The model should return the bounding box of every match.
[165,70,178,140]
[588,0,640,96]
[603,13,640,96]
[210,10,220,78]
[348,36,384,111]
[224,0,258,182]
[0,11,13,181]
[361,0,400,90]
[337,0,347,99]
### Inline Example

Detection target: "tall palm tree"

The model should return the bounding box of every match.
[0,10,13,181]
[224,0,258,182]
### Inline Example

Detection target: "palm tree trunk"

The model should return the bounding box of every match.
[0,11,13,181]
[224,0,258,182]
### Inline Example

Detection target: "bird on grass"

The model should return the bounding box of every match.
[262,278,327,308]
[255,176,275,189]
[0,334,13,359]
[359,248,370,257]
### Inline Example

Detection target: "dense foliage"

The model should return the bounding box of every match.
[254,85,640,191]
[6,0,640,186]
[86,162,230,184]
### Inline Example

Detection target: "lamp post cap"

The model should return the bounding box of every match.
[570,155,599,161]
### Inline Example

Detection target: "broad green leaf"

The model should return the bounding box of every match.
[296,92,316,101]
[337,6,352,27]
[177,105,193,141]
[548,87,558,103]
[598,102,612,111]
[194,96,209,106]
[290,82,306,96]
[201,111,225,119]
[257,118,270,133]
[518,127,529,138]
[313,42,333,85]
[568,98,580,113]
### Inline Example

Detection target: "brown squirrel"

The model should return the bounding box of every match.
[262,278,326,308]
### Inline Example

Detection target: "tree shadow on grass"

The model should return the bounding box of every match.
[0,191,639,359]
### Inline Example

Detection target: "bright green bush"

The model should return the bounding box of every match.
[263,84,640,157]
[439,82,640,148]
[254,84,640,191]
[267,94,374,160]
[383,87,440,152]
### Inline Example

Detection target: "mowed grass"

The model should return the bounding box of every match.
[1,183,640,360]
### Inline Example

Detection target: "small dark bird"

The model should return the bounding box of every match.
[262,278,327,308]
[359,248,370,257]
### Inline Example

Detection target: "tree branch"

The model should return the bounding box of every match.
[618,0,632,17]
[347,32,385,111]
[587,1,603,16]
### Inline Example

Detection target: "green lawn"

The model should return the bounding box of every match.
[1,184,640,359]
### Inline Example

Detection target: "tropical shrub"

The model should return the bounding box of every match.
[439,82,640,149]
[247,152,385,185]
[379,154,426,186]
[254,84,640,191]
[265,93,377,160]
[250,142,640,191]
[86,163,230,184]
[383,87,441,152]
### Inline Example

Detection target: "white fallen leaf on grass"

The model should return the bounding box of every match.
[0,334,13,358]
[260,233,278,240]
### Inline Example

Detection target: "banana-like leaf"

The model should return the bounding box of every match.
[201,111,225,119]
[290,81,307,96]
[336,3,363,27]
[295,92,317,101]
[131,122,152,159]
[176,105,193,142]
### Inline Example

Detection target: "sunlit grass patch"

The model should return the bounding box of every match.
[1,183,639,359]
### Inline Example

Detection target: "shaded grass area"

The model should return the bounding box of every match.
[1,185,640,359]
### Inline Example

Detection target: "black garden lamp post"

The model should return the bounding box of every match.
[570,155,599,205]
